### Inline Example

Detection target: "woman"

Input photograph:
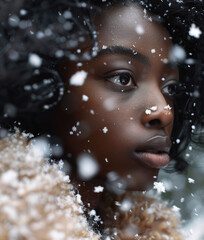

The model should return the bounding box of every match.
[0,0,203,239]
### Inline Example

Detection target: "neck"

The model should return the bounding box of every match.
[71,175,106,211]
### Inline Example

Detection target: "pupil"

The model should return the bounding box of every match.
[120,74,130,85]
[169,85,176,95]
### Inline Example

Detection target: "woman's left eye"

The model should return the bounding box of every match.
[162,82,178,96]
[106,73,134,87]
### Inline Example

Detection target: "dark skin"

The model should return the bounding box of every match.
[56,4,179,209]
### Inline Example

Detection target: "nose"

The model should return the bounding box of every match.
[141,95,174,130]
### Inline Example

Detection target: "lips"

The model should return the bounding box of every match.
[134,135,171,168]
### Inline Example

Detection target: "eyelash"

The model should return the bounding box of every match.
[162,82,178,97]
[105,72,136,91]
[105,72,178,96]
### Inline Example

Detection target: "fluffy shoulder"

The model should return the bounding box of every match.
[100,190,184,240]
[0,132,99,240]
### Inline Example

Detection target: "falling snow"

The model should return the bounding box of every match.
[135,24,144,35]
[69,70,87,86]
[90,109,95,115]
[189,24,202,39]
[82,94,89,101]
[89,209,96,217]
[28,54,42,67]
[94,186,104,193]
[188,178,195,184]
[103,98,116,111]
[145,109,151,115]
[172,205,180,212]
[72,126,77,132]
[102,127,108,134]
[120,199,132,212]
[176,139,181,144]
[153,182,166,193]
[77,154,99,180]
[150,106,157,111]
[169,45,186,63]
[1,1,204,239]
[164,105,172,110]
[191,125,196,130]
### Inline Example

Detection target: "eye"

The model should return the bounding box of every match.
[106,73,135,87]
[162,82,178,96]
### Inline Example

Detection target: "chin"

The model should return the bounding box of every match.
[124,178,155,192]
[126,168,158,191]
[105,172,157,194]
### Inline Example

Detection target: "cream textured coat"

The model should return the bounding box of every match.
[0,132,184,240]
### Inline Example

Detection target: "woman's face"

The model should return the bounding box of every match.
[56,4,179,191]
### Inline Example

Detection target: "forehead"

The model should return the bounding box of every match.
[93,4,172,58]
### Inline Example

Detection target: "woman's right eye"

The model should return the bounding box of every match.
[105,73,136,90]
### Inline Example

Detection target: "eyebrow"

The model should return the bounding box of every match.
[95,45,150,66]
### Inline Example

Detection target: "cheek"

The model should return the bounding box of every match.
[74,96,141,164]
[78,88,139,145]
[61,78,144,151]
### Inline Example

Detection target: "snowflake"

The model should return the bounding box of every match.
[164,105,172,110]
[69,70,87,86]
[120,199,132,212]
[169,45,186,63]
[180,197,185,203]
[72,126,77,132]
[77,62,83,67]
[82,94,89,101]
[145,109,151,115]
[150,106,157,111]
[153,181,166,193]
[188,178,195,184]
[135,24,144,35]
[176,139,180,144]
[94,186,104,193]
[28,53,42,67]
[102,127,108,134]
[90,109,95,115]
[58,160,64,170]
[77,154,99,180]
[20,9,27,16]
[103,98,116,111]
[63,10,72,19]
[89,209,96,216]
[189,24,202,39]
[172,205,180,212]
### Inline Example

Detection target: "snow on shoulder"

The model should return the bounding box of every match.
[101,191,184,240]
[0,131,99,240]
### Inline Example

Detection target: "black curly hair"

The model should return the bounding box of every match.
[0,0,203,171]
